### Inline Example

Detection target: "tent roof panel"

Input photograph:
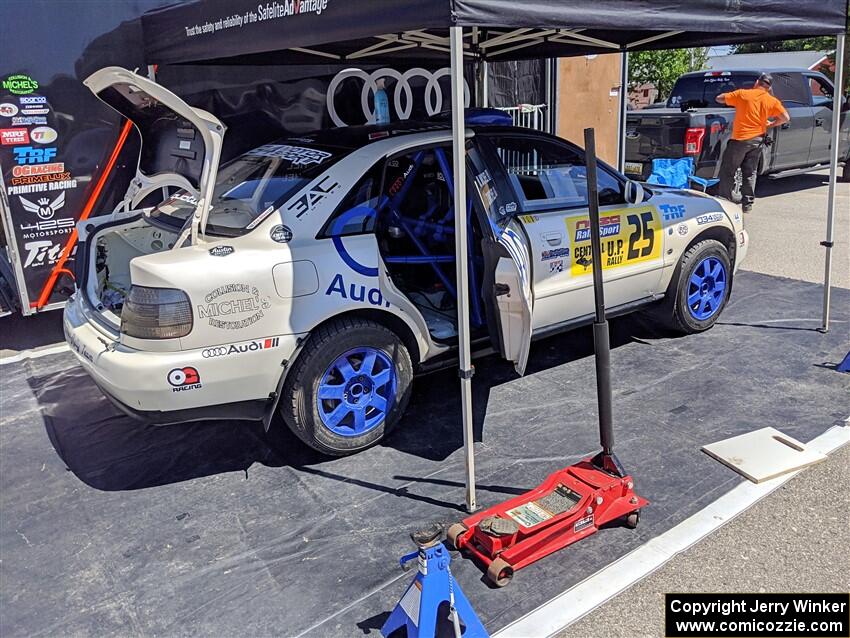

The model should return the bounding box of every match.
[142,0,848,66]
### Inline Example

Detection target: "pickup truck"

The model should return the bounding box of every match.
[624,68,850,198]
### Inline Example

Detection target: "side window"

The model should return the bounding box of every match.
[772,73,810,107]
[807,75,834,107]
[487,136,624,212]
[321,163,383,237]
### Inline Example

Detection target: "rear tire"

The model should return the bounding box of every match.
[656,239,732,334]
[280,317,413,456]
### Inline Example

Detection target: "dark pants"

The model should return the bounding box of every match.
[719,137,763,209]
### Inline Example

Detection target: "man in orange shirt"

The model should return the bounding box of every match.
[715,73,790,212]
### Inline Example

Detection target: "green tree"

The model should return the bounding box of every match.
[734,34,850,94]
[628,48,708,102]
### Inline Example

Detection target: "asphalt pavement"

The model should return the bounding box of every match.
[559,170,850,637]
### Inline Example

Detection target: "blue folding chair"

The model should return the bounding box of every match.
[646,157,719,191]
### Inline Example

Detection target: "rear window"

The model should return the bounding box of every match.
[668,73,759,109]
[149,142,348,236]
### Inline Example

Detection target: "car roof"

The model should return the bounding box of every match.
[679,67,821,77]
[273,121,545,153]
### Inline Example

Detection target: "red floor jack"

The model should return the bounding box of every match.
[448,128,648,587]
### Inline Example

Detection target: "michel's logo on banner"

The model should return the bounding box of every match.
[2,74,39,95]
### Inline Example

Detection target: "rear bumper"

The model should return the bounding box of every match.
[63,294,300,420]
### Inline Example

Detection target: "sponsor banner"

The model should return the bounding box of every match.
[566,205,662,276]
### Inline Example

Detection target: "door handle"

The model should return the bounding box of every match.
[780,122,791,129]
[494,283,511,297]
[814,118,824,127]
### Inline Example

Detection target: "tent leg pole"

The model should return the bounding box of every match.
[821,32,846,333]
[617,50,629,172]
[450,26,477,513]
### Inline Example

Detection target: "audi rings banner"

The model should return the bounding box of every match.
[158,61,545,158]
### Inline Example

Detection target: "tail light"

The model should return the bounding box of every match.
[121,285,193,339]
[684,127,706,155]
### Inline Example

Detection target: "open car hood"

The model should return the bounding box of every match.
[84,67,225,242]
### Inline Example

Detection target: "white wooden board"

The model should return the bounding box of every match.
[701,426,827,483]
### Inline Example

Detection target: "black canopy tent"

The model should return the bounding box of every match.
[140,0,848,511]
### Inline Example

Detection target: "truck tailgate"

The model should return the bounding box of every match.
[625,110,693,178]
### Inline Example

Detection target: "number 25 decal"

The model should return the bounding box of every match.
[627,212,655,260]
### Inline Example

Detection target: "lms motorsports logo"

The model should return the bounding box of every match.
[2,74,38,95]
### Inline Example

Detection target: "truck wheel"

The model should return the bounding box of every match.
[658,239,732,334]
[280,317,412,456]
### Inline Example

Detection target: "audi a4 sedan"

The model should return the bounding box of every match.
[64,67,748,455]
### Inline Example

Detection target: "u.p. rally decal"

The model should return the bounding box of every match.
[566,205,661,276]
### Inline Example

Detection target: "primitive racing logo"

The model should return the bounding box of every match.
[167,366,202,392]
[197,283,271,330]
[202,337,280,358]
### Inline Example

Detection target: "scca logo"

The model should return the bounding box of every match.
[167,366,202,392]
[12,146,57,165]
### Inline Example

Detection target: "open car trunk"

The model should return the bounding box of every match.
[77,68,226,328]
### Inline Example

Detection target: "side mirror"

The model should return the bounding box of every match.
[624,180,645,205]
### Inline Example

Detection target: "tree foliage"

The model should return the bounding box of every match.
[734,36,850,93]
[628,48,708,101]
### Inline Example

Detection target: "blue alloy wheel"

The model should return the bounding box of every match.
[317,347,397,436]
[687,256,727,320]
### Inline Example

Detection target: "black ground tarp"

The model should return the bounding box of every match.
[142,0,848,66]
[2,271,849,636]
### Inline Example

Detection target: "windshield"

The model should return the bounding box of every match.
[668,73,759,109]
[149,142,347,236]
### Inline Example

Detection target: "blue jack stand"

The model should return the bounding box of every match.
[382,526,489,638]
[837,350,850,373]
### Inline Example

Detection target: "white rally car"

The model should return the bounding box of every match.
[64,67,748,455]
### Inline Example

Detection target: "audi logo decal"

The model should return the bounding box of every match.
[202,347,228,358]
[326,67,470,128]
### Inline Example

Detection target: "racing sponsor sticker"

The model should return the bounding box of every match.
[285,175,339,219]
[208,245,235,257]
[1,128,29,145]
[197,283,271,330]
[167,366,202,392]
[202,337,280,358]
[659,203,685,221]
[246,144,332,165]
[270,224,293,243]
[541,247,569,261]
[696,212,724,225]
[677,223,689,236]
[549,259,564,273]
[566,205,661,276]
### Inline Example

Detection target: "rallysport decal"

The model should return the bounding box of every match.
[566,206,661,276]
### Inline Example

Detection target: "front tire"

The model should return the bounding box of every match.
[659,239,732,334]
[280,317,413,456]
